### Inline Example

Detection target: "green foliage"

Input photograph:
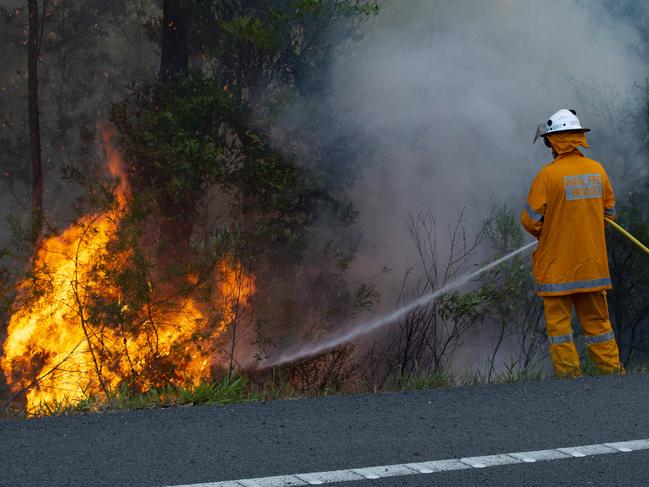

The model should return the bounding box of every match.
[193,0,379,96]
[215,0,379,53]
[479,207,546,374]
[353,283,380,311]
[112,71,349,250]
[218,16,280,52]
[331,0,381,17]
[112,74,235,212]
[486,206,524,255]
[438,290,486,322]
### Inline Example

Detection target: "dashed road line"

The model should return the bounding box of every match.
[165,438,649,487]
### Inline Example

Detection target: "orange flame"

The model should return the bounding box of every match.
[1,126,255,412]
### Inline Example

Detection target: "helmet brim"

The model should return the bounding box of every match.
[541,127,590,137]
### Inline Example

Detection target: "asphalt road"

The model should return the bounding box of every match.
[2,373,649,487]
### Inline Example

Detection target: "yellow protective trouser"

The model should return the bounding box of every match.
[543,291,622,377]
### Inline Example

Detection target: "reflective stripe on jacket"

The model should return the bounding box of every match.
[520,134,615,296]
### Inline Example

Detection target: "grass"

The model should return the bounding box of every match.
[1,375,251,419]
[392,369,454,391]
[0,361,637,420]
[389,365,547,392]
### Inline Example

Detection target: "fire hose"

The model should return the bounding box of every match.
[606,218,649,256]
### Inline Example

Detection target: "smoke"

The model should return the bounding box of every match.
[265,0,649,366]
[322,0,649,299]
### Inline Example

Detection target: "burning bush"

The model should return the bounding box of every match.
[1,126,255,412]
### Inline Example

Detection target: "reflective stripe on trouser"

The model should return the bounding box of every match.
[543,291,622,376]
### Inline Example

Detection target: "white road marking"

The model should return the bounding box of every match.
[557,447,587,458]
[506,452,536,463]
[459,459,488,468]
[402,463,434,474]
[406,459,470,473]
[166,438,649,487]
[461,454,520,468]
[605,442,633,452]
[349,469,381,480]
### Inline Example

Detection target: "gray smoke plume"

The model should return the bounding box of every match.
[331,0,648,298]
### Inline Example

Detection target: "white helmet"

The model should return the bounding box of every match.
[533,109,590,143]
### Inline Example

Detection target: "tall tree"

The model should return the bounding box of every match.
[159,0,188,82]
[27,0,43,242]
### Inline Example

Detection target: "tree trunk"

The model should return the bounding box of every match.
[159,0,188,82]
[28,0,43,242]
[157,0,192,267]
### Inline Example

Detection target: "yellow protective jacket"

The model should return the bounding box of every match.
[521,132,616,296]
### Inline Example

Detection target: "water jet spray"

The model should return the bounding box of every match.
[261,241,538,368]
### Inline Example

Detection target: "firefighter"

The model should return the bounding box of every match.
[521,109,623,377]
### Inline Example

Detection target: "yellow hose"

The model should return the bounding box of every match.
[605,218,649,256]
